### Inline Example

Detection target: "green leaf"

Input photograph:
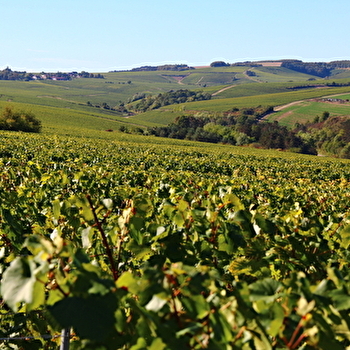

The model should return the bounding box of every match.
[266,303,284,337]
[126,239,152,260]
[116,271,139,294]
[48,294,117,342]
[130,337,148,350]
[145,294,167,312]
[209,310,234,343]
[181,294,210,319]
[249,278,283,303]
[52,198,61,220]
[81,204,94,222]
[173,211,185,228]
[163,200,176,217]
[25,234,54,256]
[339,224,350,248]
[149,337,166,350]
[30,277,46,311]
[129,216,144,244]
[177,199,189,212]
[233,210,255,238]
[134,197,153,216]
[224,193,244,210]
[1,257,38,311]
[330,287,350,310]
[253,213,276,235]
[88,280,110,296]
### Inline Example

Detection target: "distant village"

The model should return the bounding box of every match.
[0,67,104,81]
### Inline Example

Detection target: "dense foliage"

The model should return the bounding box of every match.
[296,112,350,158]
[281,60,350,78]
[128,64,194,72]
[210,61,230,67]
[148,107,316,154]
[1,132,350,349]
[0,107,41,133]
[0,67,104,81]
[131,89,212,112]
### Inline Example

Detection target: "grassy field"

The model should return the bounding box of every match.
[132,85,350,124]
[1,65,350,133]
[247,66,320,83]
[266,99,350,127]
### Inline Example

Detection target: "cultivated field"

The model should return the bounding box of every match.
[2,63,350,349]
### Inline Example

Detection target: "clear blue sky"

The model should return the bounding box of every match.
[1,0,349,72]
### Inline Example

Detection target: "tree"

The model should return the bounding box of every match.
[0,106,41,133]
[320,111,330,122]
[210,61,230,67]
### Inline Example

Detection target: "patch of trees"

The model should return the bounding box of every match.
[245,70,256,76]
[86,89,209,115]
[0,107,41,132]
[287,82,350,91]
[86,101,130,114]
[0,67,104,81]
[79,71,104,79]
[127,93,146,103]
[328,60,350,69]
[210,61,230,67]
[130,64,194,72]
[281,61,331,77]
[281,60,350,78]
[0,67,30,81]
[146,106,316,154]
[296,112,350,158]
[131,89,212,113]
[232,62,263,67]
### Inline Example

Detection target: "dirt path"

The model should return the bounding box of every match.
[212,70,262,96]
[274,100,305,111]
[259,100,305,121]
[212,84,237,96]
[243,70,262,83]
[161,75,188,85]
[196,76,204,85]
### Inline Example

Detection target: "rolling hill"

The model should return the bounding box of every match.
[1,60,350,155]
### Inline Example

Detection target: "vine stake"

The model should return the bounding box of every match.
[59,328,70,350]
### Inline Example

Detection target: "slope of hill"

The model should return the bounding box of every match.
[3,63,350,349]
[1,60,350,155]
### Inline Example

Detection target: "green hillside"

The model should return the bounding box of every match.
[3,62,350,349]
[1,61,350,139]
[266,94,350,127]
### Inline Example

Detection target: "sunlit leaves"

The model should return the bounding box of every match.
[1,257,46,312]
[1,131,350,348]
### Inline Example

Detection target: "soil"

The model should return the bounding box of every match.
[212,84,237,96]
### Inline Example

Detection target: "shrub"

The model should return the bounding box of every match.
[0,106,41,133]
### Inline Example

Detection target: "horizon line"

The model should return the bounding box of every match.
[2,56,350,73]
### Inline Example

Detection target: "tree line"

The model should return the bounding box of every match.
[121,64,194,72]
[209,59,350,77]
[118,106,316,154]
[0,106,41,132]
[0,67,104,81]
[85,89,212,115]
[130,89,212,113]
[281,60,350,77]
[144,106,350,158]
[296,112,350,158]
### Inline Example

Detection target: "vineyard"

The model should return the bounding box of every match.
[1,131,350,349]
